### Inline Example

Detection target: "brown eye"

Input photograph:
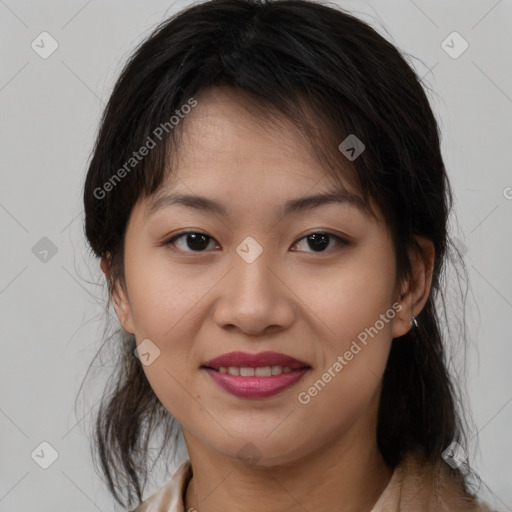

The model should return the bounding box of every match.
[165,230,347,254]
[166,232,219,252]
[292,232,347,253]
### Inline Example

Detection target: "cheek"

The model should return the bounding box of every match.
[302,246,396,349]
[124,249,210,339]
[124,251,214,411]
[296,247,396,400]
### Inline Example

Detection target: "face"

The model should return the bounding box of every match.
[108,86,420,467]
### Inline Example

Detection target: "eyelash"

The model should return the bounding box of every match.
[163,230,348,254]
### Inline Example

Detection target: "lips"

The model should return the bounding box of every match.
[203,366,310,399]
[201,351,311,370]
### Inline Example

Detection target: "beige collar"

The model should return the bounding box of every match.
[132,453,493,512]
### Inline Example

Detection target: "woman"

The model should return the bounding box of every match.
[82,0,496,510]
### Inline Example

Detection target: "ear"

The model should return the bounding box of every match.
[392,236,435,339]
[101,255,135,335]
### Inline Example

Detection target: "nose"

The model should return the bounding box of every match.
[212,248,297,336]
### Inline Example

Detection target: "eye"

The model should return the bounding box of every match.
[164,230,348,254]
[165,231,220,252]
[291,231,347,253]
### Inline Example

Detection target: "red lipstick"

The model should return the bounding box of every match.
[202,351,309,369]
[201,351,311,399]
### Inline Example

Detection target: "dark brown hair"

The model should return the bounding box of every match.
[80,0,475,508]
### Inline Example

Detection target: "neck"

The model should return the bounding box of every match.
[183,411,393,512]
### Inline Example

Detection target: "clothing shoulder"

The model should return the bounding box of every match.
[131,460,192,512]
[393,451,497,512]
[129,454,498,512]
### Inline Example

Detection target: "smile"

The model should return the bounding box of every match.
[202,366,310,399]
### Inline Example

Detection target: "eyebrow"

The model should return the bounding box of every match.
[148,190,369,218]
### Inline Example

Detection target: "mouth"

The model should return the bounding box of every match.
[201,350,311,372]
[201,365,310,376]
[200,351,312,399]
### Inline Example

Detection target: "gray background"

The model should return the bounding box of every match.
[1,0,511,510]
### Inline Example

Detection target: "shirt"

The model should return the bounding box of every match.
[132,453,495,512]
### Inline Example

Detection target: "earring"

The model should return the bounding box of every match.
[411,315,418,328]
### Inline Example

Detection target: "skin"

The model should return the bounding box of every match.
[102,85,435,512]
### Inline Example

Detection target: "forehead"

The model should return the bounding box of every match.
[173,87,324,177]
[140,86,382,226]
[161,87,359,198]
